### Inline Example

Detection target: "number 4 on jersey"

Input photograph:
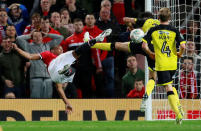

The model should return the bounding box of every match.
[161,41,171,57]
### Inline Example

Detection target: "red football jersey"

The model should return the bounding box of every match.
[127,87,145,98]
[40,51,57,67]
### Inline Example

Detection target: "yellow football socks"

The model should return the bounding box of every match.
[146,79,155,96]
[172,87,181,106]
[168,92,180,116]
[91,43,112,51]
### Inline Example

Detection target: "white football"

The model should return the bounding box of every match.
[130,29,145,43]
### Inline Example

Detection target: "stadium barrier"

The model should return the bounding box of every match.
[0,99,144,121]
[0,99,200,121]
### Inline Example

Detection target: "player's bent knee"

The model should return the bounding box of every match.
[149,71,157,80]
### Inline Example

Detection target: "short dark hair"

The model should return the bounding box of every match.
[73,18,83,23]
[41,15,50,21]
[31,13,41,20]
[140,12,154,19]
[60,8,68,14]
[127,54,136,59]
[30,31,42,39]
[51,11,60,18]
[134,78,144,84]
[182,56,194,63]
[50,45,61,51]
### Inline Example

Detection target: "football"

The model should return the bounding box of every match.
[130,29,145,43]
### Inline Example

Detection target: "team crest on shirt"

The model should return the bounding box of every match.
[158,31,169,35]
[158,31,170,40]
[58,64,70,75]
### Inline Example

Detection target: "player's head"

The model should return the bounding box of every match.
[134,78,144,91]
[126,55,137,69]
[187,21,199,34]
[186,40,196,53]
[32,31,43,44]
[40,0,51,11]
[73,18,84,33]
[99,7,110,22]
[50,45,63,56]
[139,11,154,20]
[41,16,50,32]
[0,10,8,24]
[1,36,12,52]
[60,8,71,23]
[101,0,112,10]
[9,3,21,18]
[51,12,61,24]
[158,7,171,22]
[6,25,17,38]
[181,56,194,72]
[85,14,96,28]
[31,12,41,27]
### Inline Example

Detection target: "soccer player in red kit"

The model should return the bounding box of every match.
[13,29,112,113]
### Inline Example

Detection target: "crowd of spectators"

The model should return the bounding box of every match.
[0,0,200,99]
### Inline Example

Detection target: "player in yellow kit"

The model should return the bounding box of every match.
[92,14,160,103]
[142,8,186,124]
[90,12,181,112]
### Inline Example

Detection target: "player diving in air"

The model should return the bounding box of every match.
[13,29,112,114]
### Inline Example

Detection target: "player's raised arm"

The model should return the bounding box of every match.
[177,43,186,58]
[123,17,137,24]
[13,44,41,60]
[45,33,64,48]
[175,28,186,58]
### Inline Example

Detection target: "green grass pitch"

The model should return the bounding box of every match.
[0,121,201,131]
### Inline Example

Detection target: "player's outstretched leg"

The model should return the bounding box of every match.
[83,32,90,42]
[95,28,112,42]
[74,29,112,57]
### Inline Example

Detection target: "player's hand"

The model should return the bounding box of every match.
[12,43,18,50]
[41,32,48,37]
[29,29,36,37]
[54,21,61,28]
[5,80,14,88]
[142,42,150,53]
[123,17,132,23]
[96,68,103,74]
[8,3,20,9]
[177,52,182,58]
[149,52,155,60]
[65,103,73,114]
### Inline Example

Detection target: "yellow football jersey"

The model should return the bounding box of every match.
[143,24,186,71]
[142,19,160,33]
